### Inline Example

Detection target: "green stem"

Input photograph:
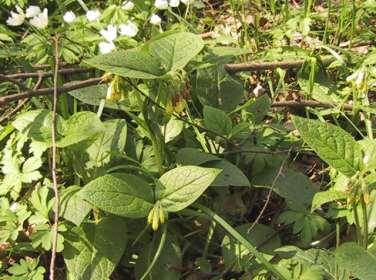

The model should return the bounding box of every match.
[360,194,368,248]
[352,201,362,246]
[140,224,167,280]
[195,204,289,280]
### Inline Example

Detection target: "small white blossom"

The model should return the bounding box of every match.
[29,8,48,29]
[100,24,117,42]
[122,1,135,10]
[26,5,41,18]
[63,11,76,23]
[99,41,116,54]
[119,21,138,37]
[253,84,265,97]
[86,9,101,22]
[150,14,162,25]
[169,0,180,7]
[364,154,370,164]
[6,6,25,26]
[155,0,168,9]
[347,68,366,89]
[10,202,19,213]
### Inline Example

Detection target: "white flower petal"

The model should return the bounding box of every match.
[119,21,138,37]
[63,11,76,23]
[100,24,117,42]
[99,41,116,54]
[150,14,162,25]
[169,0,180,7]
[29,8,48,29]
[6,6,25,26]
[181,0,194,4]
[122,1,135,10]
[86,9,101,22]
[26,5,41,18]
[155,0,168,9]
[10,202,19,213]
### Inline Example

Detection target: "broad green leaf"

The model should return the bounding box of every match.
[148,32,204,72]
[311,190,347,211]
[222,224,281,272]
[204,106,233,136]
[156,166,221,212]
[292,116,362,177]
[60,186,92,226]
[58,112,104,147]
[162,117,184,143]
[335,242,376,280]
[176,148,250,187]
[253,167,317,209]
[135,236,182,280]
[247,94,271,124]
[68,84,125,110]
[80,173,154,218]
[64,216,127,280]
[85,48,164,79]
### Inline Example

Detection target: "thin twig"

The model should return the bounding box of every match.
[0,72,43,124]
[0,74,30,91]
[271,100,353,110]
[225,57,335,74]
[49,36,60,280]
[5,67,94,80]
[0,77,102,107]
[247,149,292,233]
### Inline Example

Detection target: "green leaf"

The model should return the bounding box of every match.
[222,224,281,272]
[64,216,127,280]
[85,48,164,79]
[60,186,92,226]
[253,167,317,209]
[135,236,182,280]
[80,173,154,218]
[246,94,271,124]
[148,32,204,72]
[176,147,219,165]
[162,117,184,143]
[311,190,347,211]
[292,116,362,177]
[335,242,376,280]
[203,106,233,136]
[156,166,221,212]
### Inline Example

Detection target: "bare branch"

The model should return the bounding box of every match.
[5,67,94,80]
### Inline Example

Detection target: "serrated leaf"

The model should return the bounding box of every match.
[335,242,376,280]
[311,190,347,211]
[80,173,154,218]
[156,166,221,212]
[64,216,127,280]
[204,106,233,136]
[292,116,362,177]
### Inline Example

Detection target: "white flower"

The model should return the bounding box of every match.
[347,68,366,89]
[63,11,76,23]
[26,5,41,18]
[99,41,116,54]
[29,8,48,29]
[364,154,370,164]
[119,21,138,37]
[155,0,168,9]
[10,202,19,213]
[181,0,194,4]
[6,6,25,26]
[150,14,162,25]
[169,0,180,7]
[100,24,117,42]
[86,9,101,22]
[122,1,135,10]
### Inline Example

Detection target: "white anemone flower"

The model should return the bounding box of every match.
[6,6,25,26]
[99,41,116,54]
[150,14,162,25]
[63,11,76,23]
[155,0,168,9]
[119,21,138,37]
[29,8,48,29]
[26,5,41,18]
[100,25,117,42]
[122,1,135,10]
[169,0,180,7]
[86,9,101,22]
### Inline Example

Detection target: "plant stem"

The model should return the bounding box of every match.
[195,204,289,280]
[352,201,362,246]
[360,194,368,248]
